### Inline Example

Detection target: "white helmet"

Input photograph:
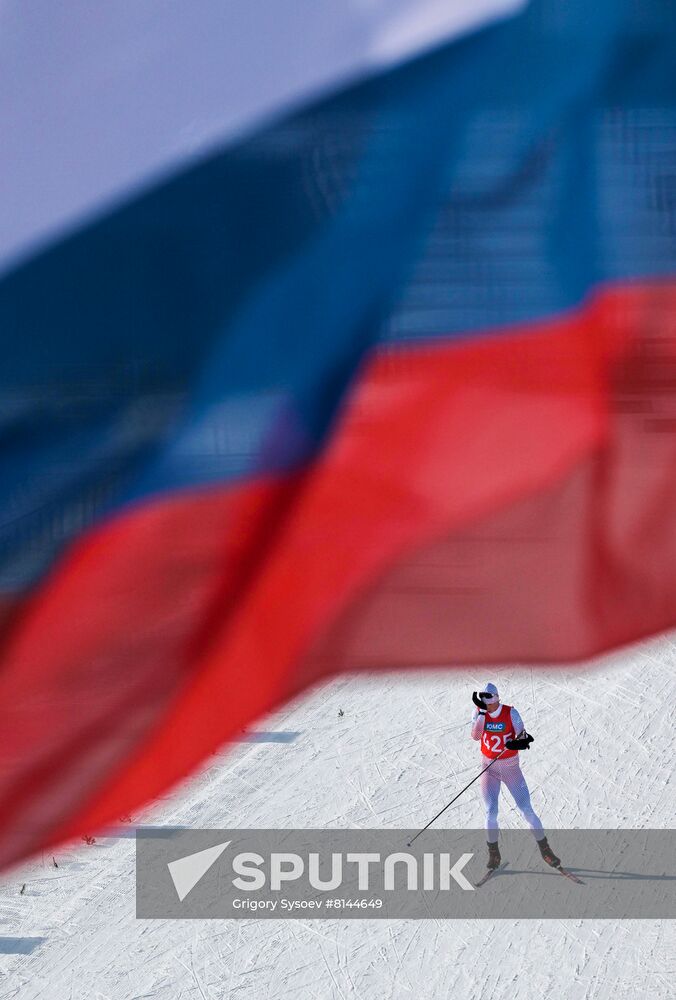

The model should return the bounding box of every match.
[480,682,499,703]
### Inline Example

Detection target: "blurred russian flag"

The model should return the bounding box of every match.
[0,0,674,865]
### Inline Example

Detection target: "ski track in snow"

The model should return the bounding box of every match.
[0,635,674,999]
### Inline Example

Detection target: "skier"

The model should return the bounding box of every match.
[471,683,560,872]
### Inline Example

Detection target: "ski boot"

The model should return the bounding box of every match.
[537,836,560,868]
[487,841,501,870]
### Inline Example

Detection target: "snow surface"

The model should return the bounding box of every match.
[0,634,674,999]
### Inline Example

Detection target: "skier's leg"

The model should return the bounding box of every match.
[480,767,501,843]
[501,762,561,865]
[480,766,502,868]
[501,762,544,838]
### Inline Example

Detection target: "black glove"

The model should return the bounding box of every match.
[472,691,487,714]
[505,733,535,751]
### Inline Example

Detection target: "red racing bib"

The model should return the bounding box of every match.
[480,703,518,759]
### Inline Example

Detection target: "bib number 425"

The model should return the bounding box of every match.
[482,732,503,754]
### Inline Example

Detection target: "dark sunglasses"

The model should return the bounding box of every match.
[479,692,498,699]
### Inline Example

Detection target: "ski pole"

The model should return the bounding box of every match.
[406,737,523,847]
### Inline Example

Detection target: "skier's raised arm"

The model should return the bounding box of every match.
[470,691,487,741]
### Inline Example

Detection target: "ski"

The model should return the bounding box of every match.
[474,861,508,887]
[554,866,584,885]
